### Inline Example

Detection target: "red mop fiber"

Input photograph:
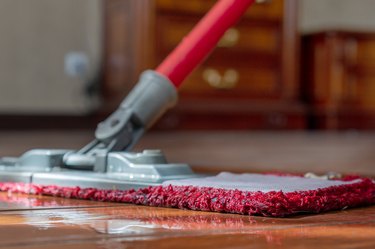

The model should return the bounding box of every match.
[0,173,374,217]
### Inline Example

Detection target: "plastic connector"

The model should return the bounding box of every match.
[63,70,177,170]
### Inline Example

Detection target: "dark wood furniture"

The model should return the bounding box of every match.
[102,0,155,112]
[103,0,305,130]
[302,31,375,129]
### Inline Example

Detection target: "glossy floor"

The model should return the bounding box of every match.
[0,192,374,249]
[0,130,374,248]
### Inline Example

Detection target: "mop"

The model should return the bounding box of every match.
[0,0,374,217]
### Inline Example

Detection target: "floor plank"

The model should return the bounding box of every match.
[0,193,121,211]
[0,193,374,249]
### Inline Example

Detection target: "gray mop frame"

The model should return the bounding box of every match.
[0,70,198,189]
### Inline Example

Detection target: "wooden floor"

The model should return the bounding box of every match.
[0,192,374,249]
[0,130,374,248]
[1,130,375,175]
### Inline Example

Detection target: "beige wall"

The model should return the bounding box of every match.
[0,0,102,114]
[300,0,375,34]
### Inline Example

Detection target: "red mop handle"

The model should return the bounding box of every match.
[156,0,255,88]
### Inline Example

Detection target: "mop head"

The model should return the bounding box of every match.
[1,172,374,217]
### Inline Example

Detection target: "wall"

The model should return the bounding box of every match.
[0,0,102,114]
[300,0,375,34]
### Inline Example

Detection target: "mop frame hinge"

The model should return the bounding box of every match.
[0,148,196,188]
[0,70,198,188]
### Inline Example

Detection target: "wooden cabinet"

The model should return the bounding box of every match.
[302,31,375,129]
[103,0,305,129]
[154,0,304,130]
[102,0,154,112]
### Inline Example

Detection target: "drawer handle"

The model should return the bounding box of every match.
[203,68,239,89]
[255,0,272,3]
[218,28,239,47]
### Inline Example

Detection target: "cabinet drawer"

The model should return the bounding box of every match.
[343,73,375,110]
[342,37,375,110]
[351,39,375,68]
[358,77,375,110]
[156,0,283,21]
[180,59,280,98]
[157,15,280,55]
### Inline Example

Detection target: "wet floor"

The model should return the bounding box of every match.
[0,192,374,249]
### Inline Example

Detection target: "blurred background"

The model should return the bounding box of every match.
[0,0,374,175]
[1,0,375,130]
